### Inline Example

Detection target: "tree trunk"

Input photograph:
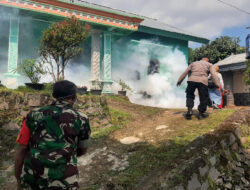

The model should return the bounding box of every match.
[47,62,56,82]
[56,59,60,81]
[62,61,65,80]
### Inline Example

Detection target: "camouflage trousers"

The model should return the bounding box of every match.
[21,168,79,190]
[21,179,79,190]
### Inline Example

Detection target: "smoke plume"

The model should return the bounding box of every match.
[112,39,188,108]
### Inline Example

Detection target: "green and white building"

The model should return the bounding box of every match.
[0,0,208,92]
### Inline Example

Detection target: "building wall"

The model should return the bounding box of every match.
[221,72,234,91]
[0,13,50,78]
[233,71,250,93]
[221,71,250,93]
[19,18,50,62]
[0,10,10,82]
[0,7,91,85]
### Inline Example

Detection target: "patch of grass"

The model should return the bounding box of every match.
[0,110,20,167]
[110,141,186,189]
[0,177,6,185]
[0,166,8,170]
[208,176,216,189]
[143,107,163,116]
[0,109,20,127]
[6,170,14,177]
[106,95,129,103]
[87,184,100,190]
[91,126,120,139]
[0,84,52,95]
[16,85,39,93]
[0,88,24,97]
[0,85,7,89]
[0,128,18,167]
[16,85,52,94]
[109,108,132,127]
[43,83,53,92]
[118,176,132,184]
[88,112,99,117]
[243,135,250,149]
[172,109,236,143]
[240,124,250,149]
[90,108,132,139]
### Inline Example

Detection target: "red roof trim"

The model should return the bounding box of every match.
[31,0,144,23]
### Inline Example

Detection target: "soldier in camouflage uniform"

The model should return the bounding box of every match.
[15,80,91,190]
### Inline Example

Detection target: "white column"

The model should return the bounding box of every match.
[90,30,101,90]
[102,32,113,94]
[5,14,20,88]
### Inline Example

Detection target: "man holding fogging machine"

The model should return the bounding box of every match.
[177,58,220,120]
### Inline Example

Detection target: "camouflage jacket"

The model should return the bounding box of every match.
[21,101,91,190]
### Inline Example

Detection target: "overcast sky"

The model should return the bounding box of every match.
[83,0,250,47]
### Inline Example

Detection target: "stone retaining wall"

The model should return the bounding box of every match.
[138,108,250,190]
[0,90,111,169]
[0,91,52,110]
[0,90,111,128]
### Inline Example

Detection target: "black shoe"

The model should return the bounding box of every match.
[185,109,193,120]
[197,112,209,120]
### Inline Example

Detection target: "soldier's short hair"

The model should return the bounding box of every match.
[53,80,77,99]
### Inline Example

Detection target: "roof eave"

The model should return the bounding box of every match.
[218,62,247,72]
[216,61,246,66]
[138,26,209,44]
[57,0,144,20]
[31,0,144,23]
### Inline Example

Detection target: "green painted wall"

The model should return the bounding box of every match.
[0,6,91,80]
[18,18,50,63]
[0,16,10,76]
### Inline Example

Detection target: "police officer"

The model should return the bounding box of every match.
[177,58,220,120]
[15,80,91,189]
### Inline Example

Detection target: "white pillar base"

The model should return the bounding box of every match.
[6,77,18,89]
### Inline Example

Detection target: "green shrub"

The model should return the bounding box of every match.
[15,59,47,84]
[43,82,54,92]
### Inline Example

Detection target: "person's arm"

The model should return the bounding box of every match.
[15,119,30,189]
[15,144,28,188]
[210,66,220,87]
[77,117,91,157]
[177,64,192,86]
[218,73,224,89]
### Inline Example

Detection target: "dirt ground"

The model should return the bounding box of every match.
[1,96,246,190]
[108,97,237,143]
